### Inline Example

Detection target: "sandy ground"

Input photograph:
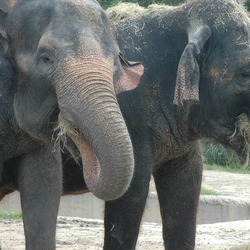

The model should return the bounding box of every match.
[202,170,250,199]
[1,170,250,250]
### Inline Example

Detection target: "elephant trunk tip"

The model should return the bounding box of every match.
[63,121,134,201]
[84,150,134,201]
[86,163,134,201]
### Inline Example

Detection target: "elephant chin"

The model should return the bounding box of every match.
[229,113,250,168]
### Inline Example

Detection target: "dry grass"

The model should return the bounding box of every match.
[53,121,79,150]
[236,113,250,139]
[107,2,177,22]
[108,0,250,29]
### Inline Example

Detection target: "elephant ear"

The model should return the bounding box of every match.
[0,0,21,55]
[0,9,13,70]
[114,53,144,94]
[0,0,22,35]
[0,0,20,12]
[173,25,211,106]
[0,8,7,42]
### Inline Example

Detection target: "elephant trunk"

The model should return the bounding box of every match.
[55,57,134,200]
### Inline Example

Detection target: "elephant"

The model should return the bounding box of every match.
[1,0,250,249]
[0,0,143,249]
[102,1,250,249]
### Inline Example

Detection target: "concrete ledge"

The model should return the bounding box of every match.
[1,191,250,224]
[198,195,250,224]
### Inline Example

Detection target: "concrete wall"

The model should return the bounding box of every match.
[1,191,250,225]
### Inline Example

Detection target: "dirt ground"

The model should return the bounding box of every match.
[1,170,250,250]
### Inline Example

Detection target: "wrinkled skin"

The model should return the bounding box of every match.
[0,0,143,249]
[2,0,250,249]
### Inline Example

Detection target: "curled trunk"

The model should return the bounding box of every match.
[55,56,134,200]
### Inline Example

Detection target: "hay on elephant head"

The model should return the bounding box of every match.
[107,0,249,27]
[107,3,145,20]
[107,2,176,22]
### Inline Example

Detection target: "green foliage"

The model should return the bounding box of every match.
[200,186,219,195]
[0,209,22,219]
[99,0,250,10]
[245,0,250,11]
[202,140,240,168]
[98,0,185,9]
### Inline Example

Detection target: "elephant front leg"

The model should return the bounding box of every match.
[153,145,203,250]
[18,144,62,250]
[104,164,151,250]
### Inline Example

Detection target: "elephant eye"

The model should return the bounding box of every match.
[238,66,250,79]
[240,71,250,78]
[39,53,54,64]
[41,56,51,63]
[236,68,250,87]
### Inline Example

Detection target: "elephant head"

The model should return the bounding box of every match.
[0,0,143,200]
[174,0,250,167]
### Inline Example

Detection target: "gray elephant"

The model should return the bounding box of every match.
[104,1,250,249]
[0,0,143,249]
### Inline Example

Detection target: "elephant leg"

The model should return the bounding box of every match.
[18,144,62,250]
[153,144,203,250]
[104,163,152,250]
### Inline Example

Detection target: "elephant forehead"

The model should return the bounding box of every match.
[58,0,101,23]
[77,37,103,54]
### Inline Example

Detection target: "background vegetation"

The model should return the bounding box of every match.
[99,0,250,10]
[0,209,22,219]
[99,0,185,9]
[202,140,239,167]
[245,0,250,11]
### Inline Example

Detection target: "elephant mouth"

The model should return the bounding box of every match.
[229,113,250,168]
[203,113,250,168]
[57,114,100,182]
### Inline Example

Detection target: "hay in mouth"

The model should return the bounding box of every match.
[53,120,81,163]
[54,121,80,143]
[235,113,250,142]
[229,113,250,168]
